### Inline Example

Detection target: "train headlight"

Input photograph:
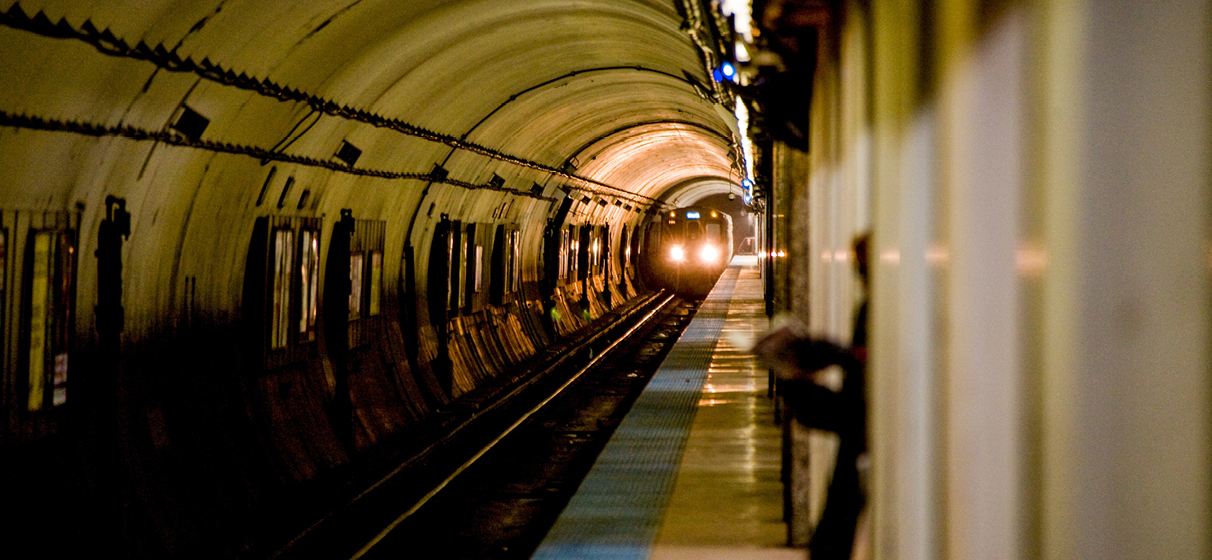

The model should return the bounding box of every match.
[699,244,720,263]
[670,245,686,262]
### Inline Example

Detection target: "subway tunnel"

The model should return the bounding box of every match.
[1,1,1210,559]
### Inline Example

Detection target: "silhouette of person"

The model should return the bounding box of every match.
[753,232,870,560]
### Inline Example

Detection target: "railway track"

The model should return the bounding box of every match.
[271,292,699,560]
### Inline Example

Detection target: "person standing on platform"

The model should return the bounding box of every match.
[753,232,870,560]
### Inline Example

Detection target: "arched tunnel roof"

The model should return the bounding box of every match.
[0,0,741,208]
[0,6,753,551]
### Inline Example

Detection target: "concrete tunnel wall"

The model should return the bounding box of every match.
[0,0,742,555]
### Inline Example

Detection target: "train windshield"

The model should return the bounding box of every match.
[706,223,721,241]
[686,222,703,241]
[663,224,680,244]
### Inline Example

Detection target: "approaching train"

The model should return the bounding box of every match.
[639,206,734,297]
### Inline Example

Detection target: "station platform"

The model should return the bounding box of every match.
[532,256,804,560]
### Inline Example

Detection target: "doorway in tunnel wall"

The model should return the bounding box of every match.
[426,216,453,396]
[243,215,324,373]
[346,219,386,350]
[490,224,520,307]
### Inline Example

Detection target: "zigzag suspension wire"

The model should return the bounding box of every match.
[0,110,555,199]
[0,2,664,209]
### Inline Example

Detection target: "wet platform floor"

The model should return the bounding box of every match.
[533,256,804,559]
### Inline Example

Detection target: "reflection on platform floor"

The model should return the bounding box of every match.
[534,257,803,559]
[651,261,800,559]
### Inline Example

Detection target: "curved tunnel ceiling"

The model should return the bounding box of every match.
[659,176,742,208]
[0,2,755,553]
[0,0,741,208]
[573,122,736,203]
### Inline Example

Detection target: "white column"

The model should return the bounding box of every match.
[1032,1,1212,560]
[1037,2,1212,559]
[869,1,941,559]
[937,4,1025,559]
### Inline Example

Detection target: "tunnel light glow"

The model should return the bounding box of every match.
[700,244,720,263]
[720,0,754,42]
[670,245,686,262]
[736,99,755,184]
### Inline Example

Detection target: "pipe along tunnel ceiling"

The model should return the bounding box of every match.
[0,0,746,554]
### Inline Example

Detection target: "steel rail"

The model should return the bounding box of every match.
[268,290,672,559]
[349,291,678,560]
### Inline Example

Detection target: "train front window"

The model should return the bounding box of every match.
[707,223,721,241]
[687,222,703,242]
[663,223,680,244]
